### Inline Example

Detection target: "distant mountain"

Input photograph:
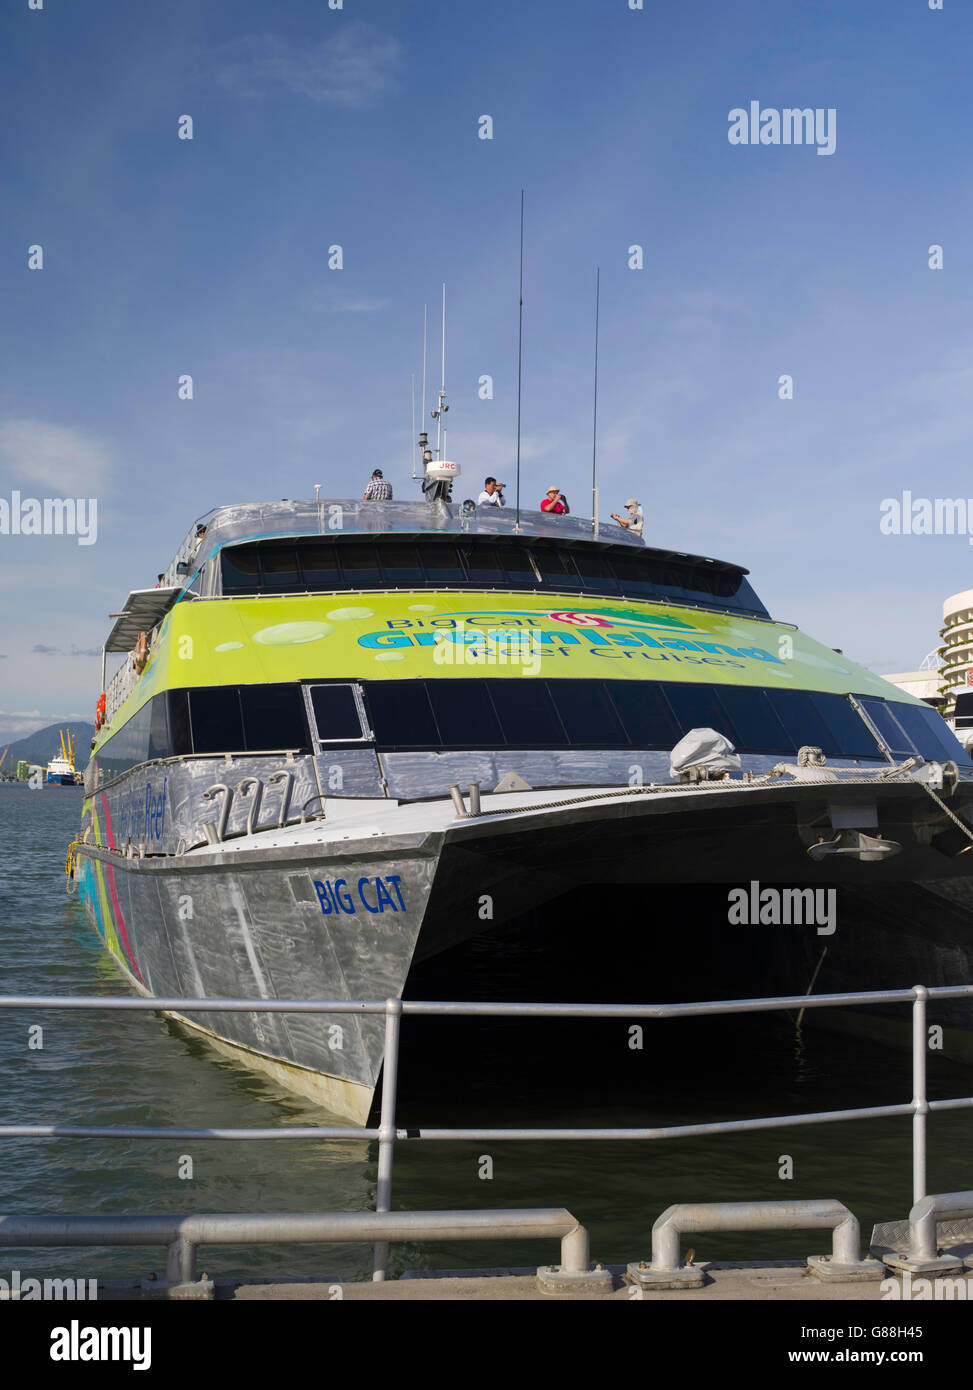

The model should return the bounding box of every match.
[1,722,95,772]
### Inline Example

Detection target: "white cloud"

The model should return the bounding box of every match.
[0,419,113,495]
[213,26,403,109]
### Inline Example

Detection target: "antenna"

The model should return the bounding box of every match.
[430,283,448,458]
[591,266,600,538]
[421,305,428,435]
[410,373,417,478]
[515,190,525,533]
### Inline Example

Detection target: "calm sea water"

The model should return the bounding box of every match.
[1,784,972,1285]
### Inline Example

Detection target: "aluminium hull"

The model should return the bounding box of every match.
[75,772,973,1120]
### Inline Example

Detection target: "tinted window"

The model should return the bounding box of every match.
[460,543,505,584]
[607,682,681,746]
[241,685,309,750]
[339,543,381,585]
[309,685,364,742]
[716,686,790,753]
[260,546,300,593]
[891,702,970,764]
[610,552,658,600]
[366,681,439,747]
[419,544,465,583]
[766,689,834,753]
[191,688,244,753]
[551,680,626,743]
[501,546,538,586]
[815,693,881,759]
[666,684,730,739]
[537,549,584,590]
[148,695,169,761]
[487,679,565,745]
[383,543,423,585]
[573,548,619,593]
[167,690,192,756]
[427,680,504,746]
[301,543,340,589]
[221,546,261,594]
[858,699,914,756]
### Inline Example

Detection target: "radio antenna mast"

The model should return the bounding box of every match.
[421,304,428,434]
[515,190,525,533]
[430,283,448,458]
[591,266,600,538]
[410,373,417,478]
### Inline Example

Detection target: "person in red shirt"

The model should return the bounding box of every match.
[541,485,569,514]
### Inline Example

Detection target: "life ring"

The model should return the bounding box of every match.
[94,693,106,729]
[133,632,149,674]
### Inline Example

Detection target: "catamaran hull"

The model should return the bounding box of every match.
[75,774,973,1121]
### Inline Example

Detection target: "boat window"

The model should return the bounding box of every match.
[307,684,366,743]
[664,683,729,739]
[891,701,969,762]
[813,693,882,759]
[857,698,915,756]
[241,684,310,751]
[148,695,169,761]
[611,552,662,600]
[765,689,835,754]
[338,543,382,585]
[382,542,424,585]
[606,682,681,746]
[486,679,566,745]
[551,679,626,743]
[190,688,244,754]
[573,548,619,593]
[714,686,791,753]
[427,680,504,746]
[217,537,769,617]
[418,544,466,584]
[364,680,439,747]
[167,690,192,756]
[221,546,262,594]
[260,546,301,593]
[301,543,340,590]
[459,543,505,584]
[536,549,585,590]
[500,545,539,586]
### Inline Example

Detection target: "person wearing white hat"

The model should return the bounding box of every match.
[540,485,570,515]
[612,498,643,536]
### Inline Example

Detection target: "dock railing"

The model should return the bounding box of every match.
[0,983,972,1286]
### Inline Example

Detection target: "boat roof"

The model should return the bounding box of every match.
[185,500,751,578]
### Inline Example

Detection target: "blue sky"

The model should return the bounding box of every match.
[1,0,970,735]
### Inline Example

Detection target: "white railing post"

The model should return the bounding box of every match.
[372,998,402,1281]
[912,985,928,1205]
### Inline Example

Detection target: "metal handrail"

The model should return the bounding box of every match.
[1,982,972,1282]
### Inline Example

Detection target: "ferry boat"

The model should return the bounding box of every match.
[69,453,973,1121]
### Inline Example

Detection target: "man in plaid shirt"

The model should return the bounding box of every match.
[363,469,393,501]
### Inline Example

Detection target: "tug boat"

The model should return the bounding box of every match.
[70,451,973,1121]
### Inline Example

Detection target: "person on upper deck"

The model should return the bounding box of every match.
[477,477,506,507]
[363,469,393,501]
[540,486,569,515]
[611,498,643,536]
